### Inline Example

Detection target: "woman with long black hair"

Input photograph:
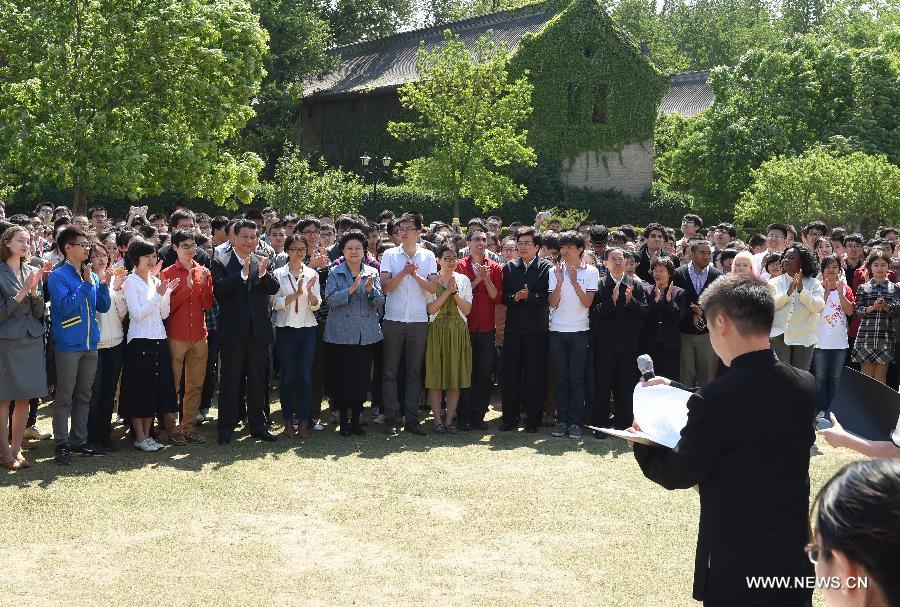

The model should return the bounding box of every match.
[808,459,900,607]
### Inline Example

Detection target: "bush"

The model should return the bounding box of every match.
[735,148,900,235]
[259,148,363,218]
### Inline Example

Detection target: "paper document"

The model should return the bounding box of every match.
[591,383,691,448]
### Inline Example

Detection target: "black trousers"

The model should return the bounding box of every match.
[501,332,548,429]
[200,329,220,411]
[645,345,681,384]
[218,341,269,439]
[593,351,639,430]
[460,330,495,425]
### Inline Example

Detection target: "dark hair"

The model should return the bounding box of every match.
[171,229,200,247]
[865,249,892,271]
[819,253,840,275]
[53,216,72,233]
[378,210,395,222]
[338,229,367,253]
[643,222,666,240]
[115,229,137,250]
[297,217,321,234]
[515,226,541,247]
[765,223,789,238]
[541,232,560,251]
[87,205,106,220]
[137,224,158,241]
[829,227,846,244]
[623,250,639,263]
[232,219,257,237]
[126,238,157,269]
[148,212,166,223]
[877,226,897,239]
[435,242,458,261]
[589,224,609,244]
[682,213,702,229]
[466,223,488,241]
[56,226,88,257]
[748,234,767,249]
[558,231,585,252]
[377,242,395,256]
[699,274,774,337]
[210,216,230,232]
[650,256,675,279]
[844,233,864,247]
[52,206,73,220]
[169,208,196,228]
[7,214,31,227]
[608,229,626,243]
[267,220,286,234]
[715,222,737,238]
[762,252,782,270]
[283,234,309,253]
[719,248,738,264]
[245,207,264,222]
[195,212,211,224]
[34,202,54,214]
[87,241,110,266]
[397,212,423,230]
[618,225,637,242]
[782,243,818,277]
[802,220,827,236]
[812,459,900,607]
[689,239,711,253]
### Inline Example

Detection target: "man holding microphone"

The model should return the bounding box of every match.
[631,274,816,607]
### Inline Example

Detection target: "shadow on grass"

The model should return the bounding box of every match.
[3,395,633,488]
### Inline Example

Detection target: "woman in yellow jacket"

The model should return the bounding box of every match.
[768,244,825,372]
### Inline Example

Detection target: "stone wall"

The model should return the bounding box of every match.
[559,139,653,196]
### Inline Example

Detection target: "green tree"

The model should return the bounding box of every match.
[388,31,536,219]
[236,0,333,174]
[655,35,899,218]
[0,0,267,211]
[260,146,364,217]
[318,0,414,44]
[735,148,900,234]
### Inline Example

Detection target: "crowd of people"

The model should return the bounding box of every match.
[1,202,899,472]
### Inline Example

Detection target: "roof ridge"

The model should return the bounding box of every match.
[669,69,711,83]
[328,2,556,57]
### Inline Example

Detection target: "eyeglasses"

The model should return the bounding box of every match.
[178,244,198,251]
[804,543,830,564]
[302,229,320,236]
[70,241,91,249]
[767,233,785,240]
[470,237,487,243]
[320,231,335,237]
[287,248,306,254]
[517,240,535,247]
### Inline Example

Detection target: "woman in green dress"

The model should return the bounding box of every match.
[425,243,473,433]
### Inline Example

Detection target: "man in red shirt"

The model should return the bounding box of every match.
[160,229,215,444]
[456,223,504,430]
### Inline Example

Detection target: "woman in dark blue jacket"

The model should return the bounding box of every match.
[641,257,687,382]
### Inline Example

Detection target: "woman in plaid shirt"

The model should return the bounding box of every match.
[851,249,900,384]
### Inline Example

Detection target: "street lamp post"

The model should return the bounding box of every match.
[360,154,392,209]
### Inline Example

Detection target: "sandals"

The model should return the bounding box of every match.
[16,453,32,468]
[446,425,458,434]
[2,458,22,471]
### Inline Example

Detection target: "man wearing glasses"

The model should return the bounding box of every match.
[160,230,215,445]
[47,227,112,464]
[158,209,211,270]
[751,223,789,279]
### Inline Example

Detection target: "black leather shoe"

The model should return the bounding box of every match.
[404,422,427,436]
[54,445,71,465]
[251,431,277,442]
[101,438,118,452]
[499,422,515,432]
[458,421,473,431]
[339,428,352,437]
[525,426,539,434]
[474,420,489,430]
[350,426,366,436]
[71,442,104,456]
[593,429,607,440]
[217,435,232,445]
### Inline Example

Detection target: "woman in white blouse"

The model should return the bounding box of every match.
[424,243,472,433]
[272,235,320,439]
[120,239,180,452]
[768,244,825,372]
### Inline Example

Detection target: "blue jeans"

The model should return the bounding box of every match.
[275,327,317,422]
[812,348,847,414]
[549,331,589,426]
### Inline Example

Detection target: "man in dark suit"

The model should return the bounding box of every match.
[591,247,648,435]
[672,239,722,388]
[632,275,815,607]
[636,222,670,282]
[211,219,280,444]
[501,227,552,433]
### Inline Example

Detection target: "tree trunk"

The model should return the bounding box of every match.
[453,196,460,224]
[73,184,88,213]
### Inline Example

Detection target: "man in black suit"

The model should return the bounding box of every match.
[211,219,280,444]
[672,239,722,388]
[632,275,815,607]
[501,227,552,433]
[591,247,648,435]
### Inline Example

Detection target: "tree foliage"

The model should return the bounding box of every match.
[655,35,900,218]
[388,31,536,218]
[735,148,900,234]
[0,0,268,210]
[260,146,363,217]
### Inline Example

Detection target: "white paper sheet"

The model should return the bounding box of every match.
[631,383,692,448]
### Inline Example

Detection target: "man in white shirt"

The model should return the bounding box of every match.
[379,213,438,436]
[751,223,788,279]
[548,232,598,440]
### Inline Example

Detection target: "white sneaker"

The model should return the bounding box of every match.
[134,438,155,452]
[148,437,165,450]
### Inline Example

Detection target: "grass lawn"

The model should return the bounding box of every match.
[1,397,860,607]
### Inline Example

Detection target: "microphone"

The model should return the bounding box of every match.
[637,354,655,381]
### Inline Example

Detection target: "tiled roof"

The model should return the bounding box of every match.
[302,4,557,99]
[658,70,713,117]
